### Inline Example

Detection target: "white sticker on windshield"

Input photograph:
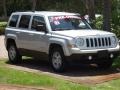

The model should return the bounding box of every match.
[54,21,60,25]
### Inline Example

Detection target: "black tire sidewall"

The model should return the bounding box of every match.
[8,43,22,64]
[50,48,66,72]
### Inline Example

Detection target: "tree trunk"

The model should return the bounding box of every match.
[83,0,95,21]
[3,0,7,18]
[32,0,37,11]
[103,0,111,31]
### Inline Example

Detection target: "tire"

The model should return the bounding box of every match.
[8,42,22,64]
[50,47,66,72]
[97,59,113,69]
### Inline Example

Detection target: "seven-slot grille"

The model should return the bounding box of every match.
[86,37,112,48]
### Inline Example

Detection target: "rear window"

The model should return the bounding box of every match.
[9,15,19,27]
[19,15,31,29]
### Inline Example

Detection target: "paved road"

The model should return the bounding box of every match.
[1,35,120,85]
[0,35,8,58]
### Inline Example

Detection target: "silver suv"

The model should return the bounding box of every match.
[5,11,120,72]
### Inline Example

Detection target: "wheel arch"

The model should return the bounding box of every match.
[6,38,16,50]
[49,43,63,55]
[48,38,71,56]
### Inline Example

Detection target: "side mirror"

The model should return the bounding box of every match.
[36,24,47,33]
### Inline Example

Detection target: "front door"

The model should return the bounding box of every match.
[27,15,49,53]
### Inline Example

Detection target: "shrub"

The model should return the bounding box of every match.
[94,16,103,30]
[0,22,7,35]
[94,16,120,39]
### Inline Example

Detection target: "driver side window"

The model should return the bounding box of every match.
[31,16,45,31]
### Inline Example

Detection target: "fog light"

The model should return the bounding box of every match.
[88,56,92,60]
[110,54,114,58]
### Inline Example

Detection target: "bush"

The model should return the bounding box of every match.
[94,16,120,39]
[0,22,7,35]
[94,16,103,30]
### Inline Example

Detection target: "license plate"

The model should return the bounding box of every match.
[98,50,108,58]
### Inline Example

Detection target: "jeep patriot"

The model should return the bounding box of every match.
[5,11,120,72]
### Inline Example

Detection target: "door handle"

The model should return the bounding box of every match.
[29,33,34,36]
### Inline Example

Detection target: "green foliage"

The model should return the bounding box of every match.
[6,0,32,16]
[0,22,7,35]
[111,0,120,38]
[94,16,103,30]
[94,14,120,39]
[36,0,86,14]
[0,22,7,27]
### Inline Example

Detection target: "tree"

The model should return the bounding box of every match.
[3,0,7,18]
[32,0,37,11]
[103,0,111,31]
[83,0,95,21]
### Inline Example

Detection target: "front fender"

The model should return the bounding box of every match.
[49,38,71,56]
[5,33,18,48]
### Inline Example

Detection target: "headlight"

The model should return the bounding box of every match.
[75,38,84,47]
[111,36,117,45]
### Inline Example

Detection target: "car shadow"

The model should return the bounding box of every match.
[6,57,120,77]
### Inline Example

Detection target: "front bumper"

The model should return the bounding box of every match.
[66,45,120,64]
[66,51,119,64]
[70,44,120,54]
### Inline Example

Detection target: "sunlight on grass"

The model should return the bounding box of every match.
[0,60,90,90]
[0,58,120,90]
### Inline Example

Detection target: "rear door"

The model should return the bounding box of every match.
[17,14,32,50]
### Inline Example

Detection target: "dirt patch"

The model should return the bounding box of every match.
[0,84,49,90]
[0,35,8,59]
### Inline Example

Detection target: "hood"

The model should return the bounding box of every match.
[51,29,114,38]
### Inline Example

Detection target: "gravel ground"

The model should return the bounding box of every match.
[0,35,8,59]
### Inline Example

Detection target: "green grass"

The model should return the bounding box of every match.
[0,57,120,90]
[0,60,90,90]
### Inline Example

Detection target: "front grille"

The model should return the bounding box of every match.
[86,37,112,48]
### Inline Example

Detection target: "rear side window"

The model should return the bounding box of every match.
[19,15,31,29]
[9,15,19,27]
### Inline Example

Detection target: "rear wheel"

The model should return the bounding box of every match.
[8,43,22,64]
[50,48,66,72]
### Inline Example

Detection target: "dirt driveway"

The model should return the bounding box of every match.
[0,35,8,58]
[0,84,42,90]
[1,35,120,85]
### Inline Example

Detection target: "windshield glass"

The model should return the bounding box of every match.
[48,15,91,31]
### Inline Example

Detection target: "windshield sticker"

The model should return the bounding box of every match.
[50,16,81,22]
[54,21,60,25]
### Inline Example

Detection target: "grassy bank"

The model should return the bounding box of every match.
[0,60,90,90]
[0,58,120,90]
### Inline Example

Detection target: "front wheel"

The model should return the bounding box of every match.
[50,48,66,72]
[8,43,22,64]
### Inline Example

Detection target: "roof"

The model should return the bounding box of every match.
[12,11,80,16]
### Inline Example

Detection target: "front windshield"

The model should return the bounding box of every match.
[48,15,92,31]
